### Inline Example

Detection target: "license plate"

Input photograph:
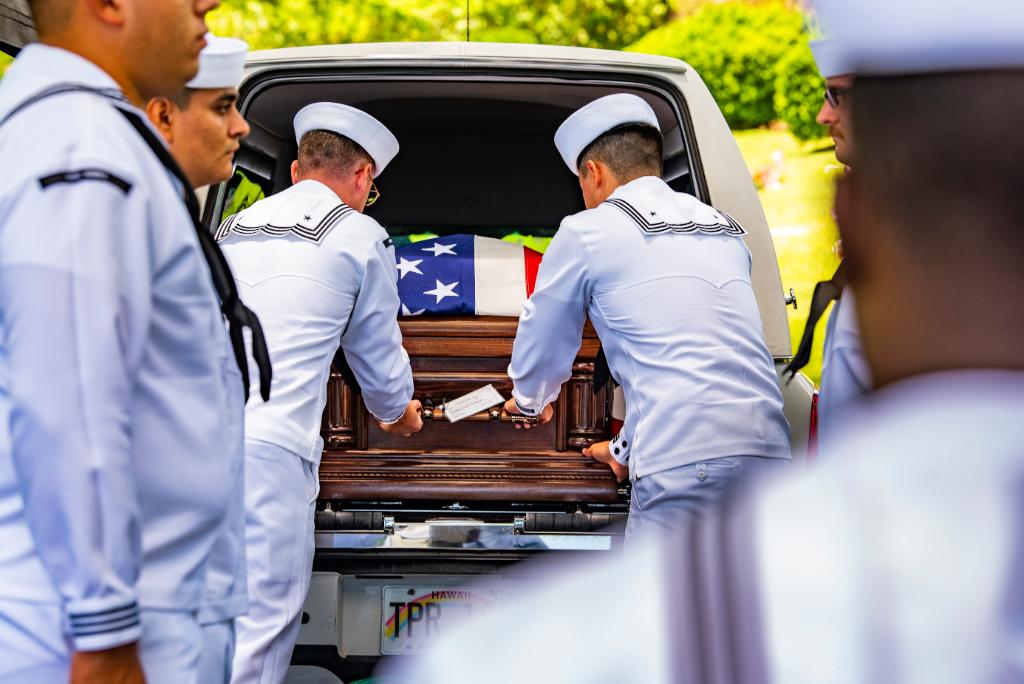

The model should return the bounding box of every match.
[381,584,515,654]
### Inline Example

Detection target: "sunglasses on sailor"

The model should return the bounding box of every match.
[824,85,853,109]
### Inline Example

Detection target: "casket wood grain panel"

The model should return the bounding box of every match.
[318,316,618,502]
[317,452,620,502]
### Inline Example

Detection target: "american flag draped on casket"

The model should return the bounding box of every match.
[394,234,542,317]
[393,233,626,435]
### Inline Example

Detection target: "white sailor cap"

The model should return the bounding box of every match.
[187,34,248,89]
[810,39,851,79]
[554,94,661,176]
[814,0,1024,76]
[293,102,399,178]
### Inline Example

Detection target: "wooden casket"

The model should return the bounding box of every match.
[318,316,620,503]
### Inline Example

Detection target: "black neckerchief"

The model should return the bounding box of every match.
[1,82,272,401]
[783,261,847,384]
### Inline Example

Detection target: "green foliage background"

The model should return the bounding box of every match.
[208,0,672,51]
[628,0,823,140]
[774,42,824,142]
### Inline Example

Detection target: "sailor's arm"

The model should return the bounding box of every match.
[508,222,590,418]
[1,168,148,653]
[339,233,420,434]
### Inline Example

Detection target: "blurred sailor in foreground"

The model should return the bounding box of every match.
[219,102,421,684]
[505,93,790,538]
[146,34,252,684]
[784,35,871,454]
[383,0,1024,681]
[0,1,271,683]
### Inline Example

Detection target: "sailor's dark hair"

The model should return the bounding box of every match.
[297,129,373,178]
[578,123,663,180]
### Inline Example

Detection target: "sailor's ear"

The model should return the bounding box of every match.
[85,0,128,28]
[359,162,374,189]
[290,160,300,185]
[145,97,175,141]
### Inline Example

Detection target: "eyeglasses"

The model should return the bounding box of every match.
[366,179,381,208]
[824,86,852,109]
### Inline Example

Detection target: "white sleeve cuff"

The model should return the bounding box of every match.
[513,398,541,417]
[609,432,631,465]
[66,597,141,651]
[373,407,407,425]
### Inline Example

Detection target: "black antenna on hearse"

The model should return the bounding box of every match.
[466,0,471,41]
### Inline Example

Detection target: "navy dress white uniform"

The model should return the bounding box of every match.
[817,289,870,450]
[808,38,872,454]
[187,35,253,684]
[220,103,413,683]
[508,95,790,539]
[0,45,246,683]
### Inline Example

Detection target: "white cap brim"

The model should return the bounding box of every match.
[815,0,1024,76]
[810,39,852,79]
[187,34,248,90]
[554,93,661,176]
[293,102,399,178]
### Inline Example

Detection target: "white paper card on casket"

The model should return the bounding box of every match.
[444,385,505,423]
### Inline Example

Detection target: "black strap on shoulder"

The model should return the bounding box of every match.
[330,346,362,396]
[593,344,612,395]
[116,108,272,402]
[1,83,272,401]
[782,261,847,384]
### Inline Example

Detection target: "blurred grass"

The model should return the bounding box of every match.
[733,128,842,386]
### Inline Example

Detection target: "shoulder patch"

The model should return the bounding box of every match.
[38,168,132,195]
[382,237,394,248]
[604,198,746,237]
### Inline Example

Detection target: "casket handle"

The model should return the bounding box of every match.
[417,402,538,424]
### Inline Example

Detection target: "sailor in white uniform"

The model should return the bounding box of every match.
[785,38,872,455]
[383,1,1024,681]
[817,288,870,449]
[220,102,421,683]
[146,35,253,684]
[0,4,268,683]
[505,94,791,539]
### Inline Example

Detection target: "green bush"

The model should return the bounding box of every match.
[209,0,672,51]
[628,1,811,131]
[774,43,825,141]
[468,0,672,50]
[208,0,441,50]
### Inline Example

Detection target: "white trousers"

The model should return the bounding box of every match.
[198,619,237,684]
[0,599,202,684]
[230,440,318,684]
[625,456,788,544]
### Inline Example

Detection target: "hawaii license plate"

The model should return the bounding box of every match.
[381,584,516,655]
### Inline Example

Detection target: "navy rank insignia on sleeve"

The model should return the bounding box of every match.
[38,168,132,194]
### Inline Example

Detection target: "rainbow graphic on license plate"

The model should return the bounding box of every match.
[383,588,475,641]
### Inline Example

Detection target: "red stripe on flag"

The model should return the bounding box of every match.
[523,247,543,298]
